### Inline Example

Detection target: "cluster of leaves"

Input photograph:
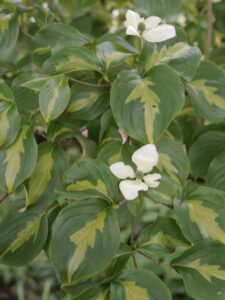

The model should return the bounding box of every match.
[0,0,225,299]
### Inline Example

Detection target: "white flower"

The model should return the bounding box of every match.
[124,9,176,43]
[109,144,161,200]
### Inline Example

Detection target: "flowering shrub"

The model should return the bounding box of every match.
[0,0,225,299]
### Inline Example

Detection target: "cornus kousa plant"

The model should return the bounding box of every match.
[0,0,225,299]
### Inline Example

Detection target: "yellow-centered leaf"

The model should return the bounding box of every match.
[125,79,160,143]
[0,213,44,259]
[27,150,53,206]
[67,92,99,113]
[158,153,179,184]
[3,126,29,192]
[68,209,106,283]
[190,80,225,111]
[187,259,225,283]
[120,281,149,300]
[188,200,225,244]
[67,179,108,196]
[0,105,10,147]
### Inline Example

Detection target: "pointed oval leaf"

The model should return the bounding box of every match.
[189,129,225,177]
[110,65,184,143]
[187,61,225,121]
[146,136,189,206]
[174,183,225,244]
[39,74,71,123]
[0,10,19,56]
[172,240,225,300]
[137,216,190,255]
[0,199,48,266]
[26,142,69,208]
[0,101,21,149]
[134,0,181,18]
[43,46,102,74]
[67,83,109,121]
[111,269,172,300]
[48,199,120,284]
[0,125,38,193]
[0,82,14,103]
[138,42,201,81]
[207,149,225,190]
[62,159,120,203]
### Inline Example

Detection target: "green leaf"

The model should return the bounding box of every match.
[0,81,14,103]
[39,74,71,123]
[26,142,68,208]
[187,61,225,121]
[110,65,184,143]
[110,269,172,300]
[21,76,52,92]
[189,129,225,177]
[172,240,225,300]
[157,136,189,185]
[137,216,190,255]
[63,159,120,203]
[174,183,225,244]
[49,199,120,284]
[134,0,182,18]
[11,72,39,113]
[43,46,102,74]
[32,23,91,66]
[207,149,225,190]
[138,42,201,81]
[0,10,19,56]
[0,199,48,266]
[0,125,38,193]
[146,136,189,206]
[96,41,133,72]
[0,101,21,149]
[67,83,109,120]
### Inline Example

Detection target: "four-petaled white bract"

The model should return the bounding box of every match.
[110,144,161,200]
[124,9,176,43]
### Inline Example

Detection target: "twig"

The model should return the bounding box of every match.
[130,215,137,268]
[20,27,33,40]
[206,0,213,60]
[144,193,173,208]
[117,199,126,207]
[138,250,160,265]
[69,77,112,88]
[0,192,9,204]
[132,252,138,268]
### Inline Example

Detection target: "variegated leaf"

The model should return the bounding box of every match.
[39,74,71,123]
[187,61,225,121]
[110,65,184,143]
[172,240,225,300]
[0,96,21,149]
[67,83,109,121]
[0,199,48,266]
[138,42,201,81]
[137,216,189,255]
[62,159,120,203]
[146,136,189,206]
[49,199,120,284]
[110,269,172,300]
[0,125,38,193]
[0,10,19,55]
[174,182,225,244]
[26,142,68,208]
[43,46,102,74]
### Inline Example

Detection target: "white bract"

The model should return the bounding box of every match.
[110,144,161,200]
[124,9,176,43]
